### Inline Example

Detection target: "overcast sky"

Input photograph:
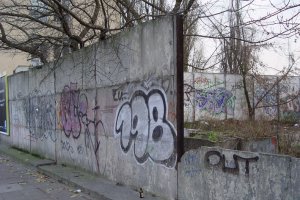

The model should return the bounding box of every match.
[244,0,300,75]
[191,0,300,75]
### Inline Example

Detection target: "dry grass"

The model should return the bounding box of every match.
[184,119,300,157]
[184,119,276,138]
[279,133,300,158]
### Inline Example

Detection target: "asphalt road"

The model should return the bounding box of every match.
[0,153,97,200]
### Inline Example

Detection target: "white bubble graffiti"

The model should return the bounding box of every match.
[114,87,177,168]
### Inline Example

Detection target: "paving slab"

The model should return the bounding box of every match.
[0,152,98,200]
[38,165,162,200]
[0,143,164,200]
[0,144,55,167]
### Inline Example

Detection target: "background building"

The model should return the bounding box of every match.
[0,51,30,76]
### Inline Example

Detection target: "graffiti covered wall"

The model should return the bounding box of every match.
[2,16,180,199]
[184,73,247,121]
[184,72,300,121]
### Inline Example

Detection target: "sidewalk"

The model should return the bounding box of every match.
[0,143,164,200]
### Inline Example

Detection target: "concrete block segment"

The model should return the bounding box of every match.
[179,147,300,200]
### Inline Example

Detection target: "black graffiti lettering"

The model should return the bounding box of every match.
[205,150,259,175]
[183,84,195,106]
[61,140,74,154]
[112,85,130,102]
[233,154,259,175]
[152,126,163,142]
[24,89,56,143]
[83,105,102,156]
[153,107,158,121]
[77,145,84,155]
[231,81,243,90]
[112,89,123,101]
[204,151,224,170]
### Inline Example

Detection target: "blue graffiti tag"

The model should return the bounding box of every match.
[195,87,235,115]
[255,88,277,116]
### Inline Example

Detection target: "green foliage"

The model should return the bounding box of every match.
[207,131,218,142]
[281,112,298,124]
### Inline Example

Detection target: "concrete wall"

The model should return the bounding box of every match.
[179,147,300,200]
[184,72,300,121]
[184,73,246,121]
[2,16,180,199]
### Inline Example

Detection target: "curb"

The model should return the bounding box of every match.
[0,143,163,200]
[0,144,111,199]
[0,144,56,167]
[37,166,111,200]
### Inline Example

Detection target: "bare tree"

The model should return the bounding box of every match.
[220,0,299,120]
[184,0,299,71]
[1,0,299,103]
[182,1,200,71]
[0,0,195,64]
[182,0,299,120]
[219,0,258,119]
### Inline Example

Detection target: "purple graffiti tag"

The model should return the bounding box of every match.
[60,83,87,138]
[60,83,105,172]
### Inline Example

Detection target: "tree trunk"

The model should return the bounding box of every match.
[242,73,254,120]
